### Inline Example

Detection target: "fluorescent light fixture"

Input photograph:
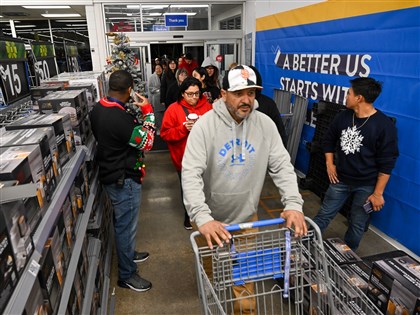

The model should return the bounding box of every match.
[147,13,162,16]
[171,5,208,8]
[126,5,140,9]
[14,24,36,28]
[142,5,168,9]
[66,24,87,27]
[0,15,3,18]
[41,13,81,18]
[55,19,86,23]
[164,12,196,16]
[22,6,71,9]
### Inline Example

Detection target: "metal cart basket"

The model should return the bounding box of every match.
[190,217,381,315]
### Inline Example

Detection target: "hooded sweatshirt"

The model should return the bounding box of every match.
[160,96,213,171]
[181,98,303,227]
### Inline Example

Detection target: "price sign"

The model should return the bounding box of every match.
[31,42,58,82]
[0,38,31,105]
[65,44,81,72]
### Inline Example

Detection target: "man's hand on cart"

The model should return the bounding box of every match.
[198,220,232,249]
[280,210,307,237]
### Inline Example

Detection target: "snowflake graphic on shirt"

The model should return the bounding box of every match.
[340,126,364,155]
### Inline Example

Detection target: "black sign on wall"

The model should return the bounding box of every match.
[31,42,58,84]
[0,38,31,106]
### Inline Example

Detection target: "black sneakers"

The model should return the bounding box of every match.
[133,251,149,263]
[184,218,192,230]
[118,273,152,292]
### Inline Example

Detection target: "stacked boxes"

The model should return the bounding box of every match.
[367,256,420,314]
[324,238,363,265]
[6,113,76,166]
[0,145,49,208]
[0,127,62,198]
[65,82,96,110]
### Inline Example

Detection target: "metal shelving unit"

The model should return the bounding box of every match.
[81,238,101,315]
[57,171,99,315]
[4,148,86,315]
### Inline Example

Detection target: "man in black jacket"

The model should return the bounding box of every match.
[90,70,155,292]
[249,65,288,145]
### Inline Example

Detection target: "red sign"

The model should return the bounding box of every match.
[216,54,223,62]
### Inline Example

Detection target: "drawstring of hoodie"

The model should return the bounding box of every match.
[231,119,247,162]
[242,119,247,161]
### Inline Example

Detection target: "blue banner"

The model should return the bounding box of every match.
[256,6,420,255]
[165,14,188,27]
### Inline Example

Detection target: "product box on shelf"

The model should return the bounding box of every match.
[0,145,49,208]
[38,245,62,313]
[24,277,51,315]
[5,113,76,166]
[0,193,34,276]
[38,90,87,124]
[71,113,92,146]
[62,195,75,251]
[31,84,64,103]
[324,238,363,265]
[0,217,19,314]
[341,261,372,293]
[0,127,62,196]
[367,257,420,315]
[65,83,96,110]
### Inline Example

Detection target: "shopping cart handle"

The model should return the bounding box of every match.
[226,218,286,232]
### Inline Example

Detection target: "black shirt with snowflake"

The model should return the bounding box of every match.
[323,109,399,186]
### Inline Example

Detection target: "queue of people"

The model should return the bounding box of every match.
[90,55,398,299]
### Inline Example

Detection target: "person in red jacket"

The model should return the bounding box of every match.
[178,52,198,76]
[160,77,212,229]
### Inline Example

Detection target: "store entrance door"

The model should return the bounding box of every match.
[183,43,204,66]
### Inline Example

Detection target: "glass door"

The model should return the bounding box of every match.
[182,42,204,66]
[205,40,240,78]
[129,43,151,93]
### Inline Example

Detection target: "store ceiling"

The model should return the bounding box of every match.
[0,6,88,45]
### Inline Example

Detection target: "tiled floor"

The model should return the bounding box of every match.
[109,150,399,315]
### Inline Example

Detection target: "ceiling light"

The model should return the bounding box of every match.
[55,20,86,23]
[66,24,87,27]
[126,5,140,9]
[164,12,196,16]
[171,5,208,8]
[142,5,168,9]
[147,13,162,16]
[0,15,3,18]
[41,13,81,18]
[22,6,71,9]
[14,24,36,28]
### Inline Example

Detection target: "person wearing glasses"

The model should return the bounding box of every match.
[160,77,213,229]
[165,68,188,109]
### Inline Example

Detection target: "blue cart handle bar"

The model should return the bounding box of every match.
[225,217,286,232]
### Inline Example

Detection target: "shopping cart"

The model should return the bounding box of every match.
[190,217,381,315]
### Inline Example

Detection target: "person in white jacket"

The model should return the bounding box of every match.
[148,64,163,132]
[182,65,307,247]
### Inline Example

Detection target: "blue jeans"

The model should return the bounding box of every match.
[104,178,141,280]
[313,182,374,250]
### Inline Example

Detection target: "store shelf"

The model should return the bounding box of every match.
[57,170,100,315]
[81,238,102,314]
[3,148,86,315]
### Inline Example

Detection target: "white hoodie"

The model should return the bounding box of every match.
[181,98,303,227]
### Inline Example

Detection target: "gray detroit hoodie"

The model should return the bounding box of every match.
[181,98,303,227]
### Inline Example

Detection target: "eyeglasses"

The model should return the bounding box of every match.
[184,91,200,98]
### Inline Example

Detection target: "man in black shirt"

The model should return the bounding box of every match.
[90,70,155,291]
[313,77,399,250]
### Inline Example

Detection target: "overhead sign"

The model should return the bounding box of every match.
[153,25,169,32]
[165,14,188,27]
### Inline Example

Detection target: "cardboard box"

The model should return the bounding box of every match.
[0,195,34,275]
[367,258,420,315]
[0,127,62,197]
[71,113,92,146]
[6,113,76,166]
[0,145,49,207]
[38,90,87,123]
[324,238,362,265]
[341,261,371,293]
[0,218,19,314]
[38,245,62,313]
[65,82,96,110]
[30,84,63,102]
